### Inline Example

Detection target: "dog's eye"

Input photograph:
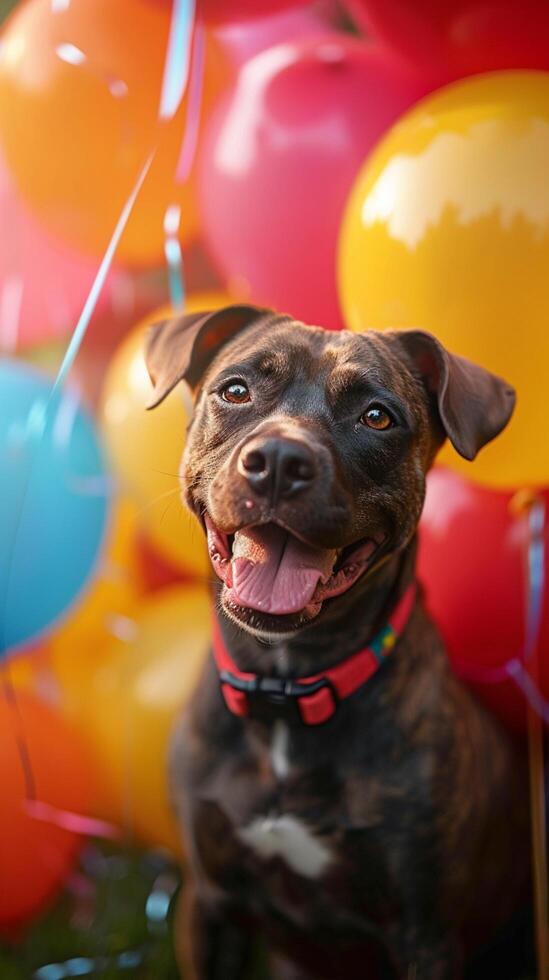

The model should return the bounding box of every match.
[220,381,251,404]
[360,405,394,430]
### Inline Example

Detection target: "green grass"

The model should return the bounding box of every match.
[0,844,181,979]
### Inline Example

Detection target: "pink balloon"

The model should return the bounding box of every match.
[0,154,124,351]
[217,4,338,65]
[198,37,428,329]
[198,0,309,26]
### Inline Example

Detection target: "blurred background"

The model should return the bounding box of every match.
[1,0,549,976]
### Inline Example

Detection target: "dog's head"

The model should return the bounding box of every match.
[146,305,514,639]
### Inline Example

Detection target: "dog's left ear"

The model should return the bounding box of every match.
[391,329,516,460]
[145,304,272,409]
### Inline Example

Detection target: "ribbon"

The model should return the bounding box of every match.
[159,0,196,121]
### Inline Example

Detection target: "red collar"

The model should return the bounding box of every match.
[212,583,417,726]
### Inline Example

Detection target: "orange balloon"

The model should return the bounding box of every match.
[0,0,230,264]
[25,586,209,853]
[0,692,95,935]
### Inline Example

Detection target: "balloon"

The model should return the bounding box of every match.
[198,37,428,330]
[136,532,188,593]
[342,0,549,79]
[99,291,235,575]
[64,585,210,852]
[9,498,139,705]
[0,152,123,351]
[147,0,309,24]
[338,71,549,488]
[418,469,549,734]
[0,0,230,265]
[22,271,169,409]
[51,497,139,663]
[218,4,336,66]
[0,693,94,935]
[198,0,309,26]
[0,361,110,652]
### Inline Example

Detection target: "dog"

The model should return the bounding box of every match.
[145,305,530,980]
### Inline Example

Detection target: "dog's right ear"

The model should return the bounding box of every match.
[145,304,272,409]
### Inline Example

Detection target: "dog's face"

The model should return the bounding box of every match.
[146,306,515,639]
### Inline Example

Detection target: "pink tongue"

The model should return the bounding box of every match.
[229,525,337,615]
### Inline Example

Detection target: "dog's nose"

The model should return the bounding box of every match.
[238,438,316,501]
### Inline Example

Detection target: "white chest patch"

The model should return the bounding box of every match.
[270,720,290,779]
[237,814,332,879]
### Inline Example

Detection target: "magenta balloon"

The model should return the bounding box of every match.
[198,37,428,329]
[217,5,336,66]
[0,155,122,351]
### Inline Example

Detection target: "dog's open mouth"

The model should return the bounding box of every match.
[205,515,384,631]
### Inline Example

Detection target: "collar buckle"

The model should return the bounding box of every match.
[219,671,338,725]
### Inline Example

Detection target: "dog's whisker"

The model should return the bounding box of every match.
[149,467,185,481]
[138,486,182,517]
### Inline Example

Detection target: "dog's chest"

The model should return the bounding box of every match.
[230,722,331,878]
[187,720,398,931]
[237,812,333,880]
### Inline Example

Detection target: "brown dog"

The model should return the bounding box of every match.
[146,305,529,980]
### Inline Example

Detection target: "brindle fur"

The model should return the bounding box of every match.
[146,310,529,980]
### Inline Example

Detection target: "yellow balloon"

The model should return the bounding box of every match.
[99,292,236,574]
[78,585,210,852]
[338,71,549,489]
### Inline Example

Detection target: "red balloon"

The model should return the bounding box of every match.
[417,469,549,734]
[0,694,94,935]
[198,37,428,329]
[343,0,549,80]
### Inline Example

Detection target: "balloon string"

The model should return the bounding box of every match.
[24,801,121,840]
[524,498,545,661]
[0,667,36,801]
[453,656,549,725]
[51,149,155,393]
[164,204,186,310]
[176,20,205,182]
[521,497,549,978]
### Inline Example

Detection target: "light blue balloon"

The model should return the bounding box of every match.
[0,360,111,653]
